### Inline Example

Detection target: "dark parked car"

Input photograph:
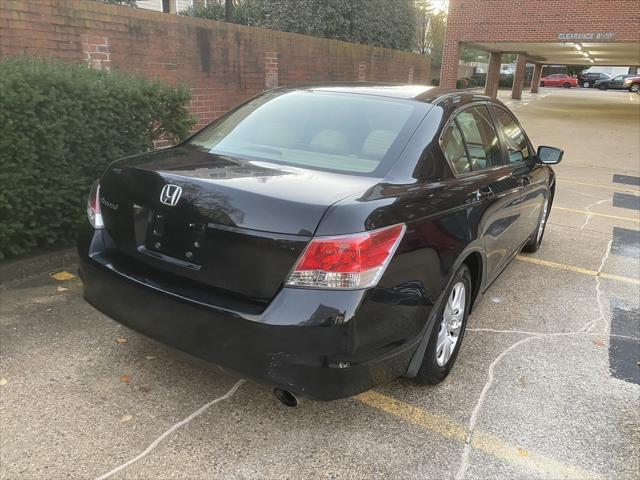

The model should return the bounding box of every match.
[577,72,611,88]
[78,84,563,404]
[596,74,640,92]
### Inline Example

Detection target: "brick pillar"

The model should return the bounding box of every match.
[530,63,543,93]
[81,34,111,71]
[439,40,459,88]
[484,52,501,99]
[358,62,367,81]
[264,51,278,88]
[511,54,527,100]
[408,66,414,84]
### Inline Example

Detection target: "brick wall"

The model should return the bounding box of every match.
[0,0,430,131]
[440,0,640,87]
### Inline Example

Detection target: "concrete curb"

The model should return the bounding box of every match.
[0,247,78,284]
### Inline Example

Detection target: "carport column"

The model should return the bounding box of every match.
[439,41,460,88]
[484,52,502,99]
[511,55,527,100]
[530,63,543,93]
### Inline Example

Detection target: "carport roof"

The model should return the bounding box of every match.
[468,41,640,66]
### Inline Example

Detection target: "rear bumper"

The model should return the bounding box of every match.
[78,228,429,400]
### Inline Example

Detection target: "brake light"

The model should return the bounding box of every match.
[286,224,406,289]
[87,180,104,229]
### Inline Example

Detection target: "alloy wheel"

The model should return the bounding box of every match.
[583,81,590,88]
[436,282,466,367]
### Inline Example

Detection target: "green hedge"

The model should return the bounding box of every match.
[499,74,514,88]
[0,56,195,259]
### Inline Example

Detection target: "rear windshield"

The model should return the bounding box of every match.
[187,90,423,176]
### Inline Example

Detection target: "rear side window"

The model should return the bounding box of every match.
[441,122,471,174]
[455,106,501,171]
[490,106,531,164]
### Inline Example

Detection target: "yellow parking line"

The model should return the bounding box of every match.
[558,179,640,194]
[356,391,597,479]
[553,207,640,223]
[356,390,467,441]
[516,256,640,285]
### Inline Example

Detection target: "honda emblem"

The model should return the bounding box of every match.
[159,184,182,206]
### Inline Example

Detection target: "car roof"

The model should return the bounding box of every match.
[278,82,495,105]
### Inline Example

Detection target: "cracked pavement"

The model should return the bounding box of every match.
[1,88,639,479]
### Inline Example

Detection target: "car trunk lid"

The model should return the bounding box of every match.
[97,146,377,305]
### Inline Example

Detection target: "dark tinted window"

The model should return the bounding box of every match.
[455,106,501,171]
[490,106,531,164]
[188,90,419,176]
[441,122,471,174]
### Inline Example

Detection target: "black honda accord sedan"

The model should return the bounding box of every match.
[78,84,563,402]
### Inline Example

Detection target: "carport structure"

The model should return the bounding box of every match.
[440,0,640,98]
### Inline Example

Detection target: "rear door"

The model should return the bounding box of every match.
[442,104,530,282]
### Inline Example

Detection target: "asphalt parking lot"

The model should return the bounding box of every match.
[1,87,639,480]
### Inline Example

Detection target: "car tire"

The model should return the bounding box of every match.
[563,82,571,88]
[414,265,472,385]
[540,81,545,87]
[522,195,551,253]
[599,84,607,90]
[583,81,590,88]
[631,84,640,93]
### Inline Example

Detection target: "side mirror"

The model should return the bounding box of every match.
[537,146,563,165]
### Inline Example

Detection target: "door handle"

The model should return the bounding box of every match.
[472,186,494,202]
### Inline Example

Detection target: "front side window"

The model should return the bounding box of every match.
[490,106,531,164]
[455,106,501,171]
[187,90,420,176]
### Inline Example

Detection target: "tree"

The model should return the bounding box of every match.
[459,47,489,63]
[225,0,233,21]
[181,0,417,51]
[415,0,446,65]
[181,0,264,24]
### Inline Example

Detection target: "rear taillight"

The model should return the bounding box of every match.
[285,224,406,289]
[87,180,104,229]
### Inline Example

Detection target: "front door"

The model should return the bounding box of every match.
[610,75,626,89]
[488,105,545,244]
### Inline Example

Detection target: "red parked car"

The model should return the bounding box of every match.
[539,74,578,88]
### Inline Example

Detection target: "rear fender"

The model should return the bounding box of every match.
[404,244,486,377]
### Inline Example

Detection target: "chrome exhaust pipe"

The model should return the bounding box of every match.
[273,388,298,407]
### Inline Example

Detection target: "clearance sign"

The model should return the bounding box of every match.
[558,32,617,41]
